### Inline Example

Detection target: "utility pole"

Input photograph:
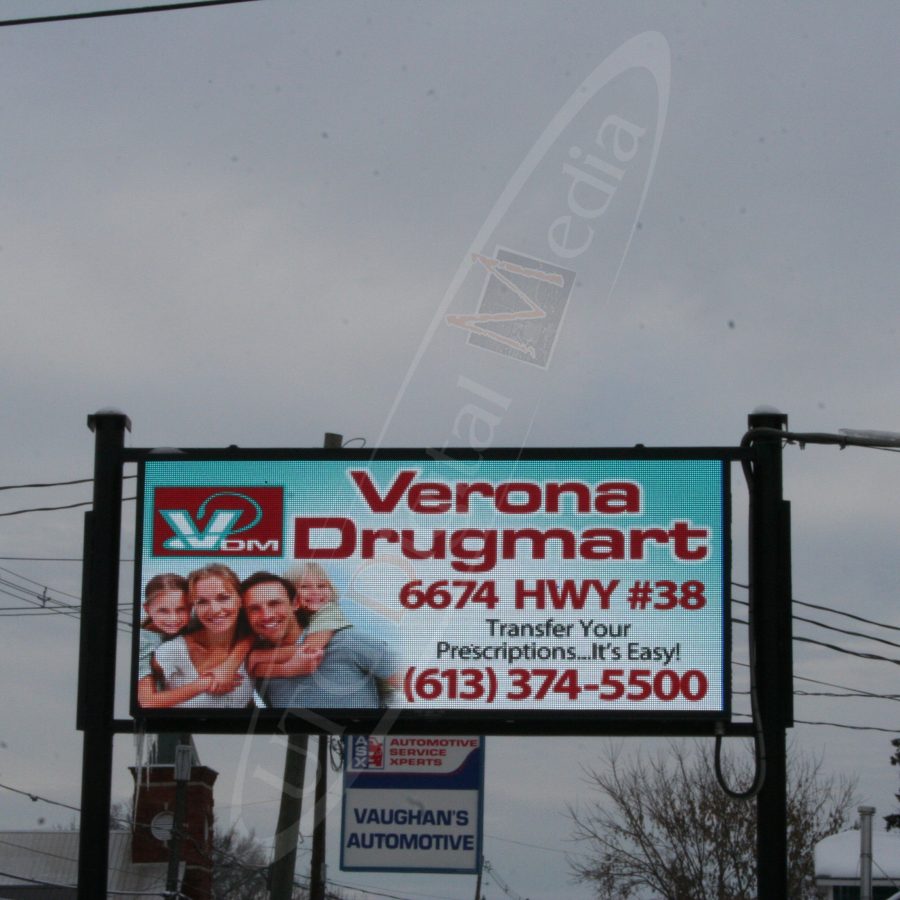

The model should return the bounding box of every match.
[747,407,792,899]
[270,432,343,900]
[473,854,483,900]
[269,734,309,899]
[309,737,329,900]
[165,736,193,896]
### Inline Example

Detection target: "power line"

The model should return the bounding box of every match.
[732,597,900,651]
[325,879,462,900]
[795,597,900,634]
[0,572,131,631]
[794,670,899,699]
[0,565,82,601]
[733,660,900,701]
[730,712,898,734]
[793,612,900,651]
[0,496,136,517]
[0,782,80,813]
[734,617,900,666]
[794,633,900,666]
[0,869,76,891]
[0,782,263,890]
[0,476,93,491]
[0,556,137,562]
[732,581,900,634]
[795,690,900,701]
[0,822,190,895]
[0,0,263,28]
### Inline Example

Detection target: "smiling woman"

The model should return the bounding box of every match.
[137,564,255,708]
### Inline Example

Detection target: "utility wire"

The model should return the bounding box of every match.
[0,476,93,491]
[732,581,900,634]
[733,617,900,666]
[0,557,90,561]
[0,782,267,889]
[792,597,900,634]
[731,597,900,651]
[0,565,82,601]
[0,869,76,891]
[793,633,900,666]
[732,660,900,701]
[0,0,263,27]
[0,573,131,631]
[795,690,900,701]
[729,712,898,734]
[0,496,136,517]
[0,782,80,813]
[792,612,900,651]
[0,475,136,492]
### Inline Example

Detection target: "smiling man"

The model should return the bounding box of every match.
[240,572,303,648]
[239,571,398,709]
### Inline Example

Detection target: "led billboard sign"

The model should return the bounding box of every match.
[132,450,732,731]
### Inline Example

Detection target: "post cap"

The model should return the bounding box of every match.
[748,407,787,429]
[87,409,132,432]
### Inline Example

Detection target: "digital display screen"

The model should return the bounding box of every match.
[132,451,731,729]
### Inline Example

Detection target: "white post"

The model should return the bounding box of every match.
[859,805,875,900]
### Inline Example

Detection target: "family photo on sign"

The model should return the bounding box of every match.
[136,563,399,710]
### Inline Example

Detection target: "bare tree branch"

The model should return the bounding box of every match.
[568,741,856,900]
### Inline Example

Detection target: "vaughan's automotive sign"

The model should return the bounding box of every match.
[341,735,485,873]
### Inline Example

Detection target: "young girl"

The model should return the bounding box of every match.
[137,573,191,683]
[137,566,254,708]
[246,562,350,679]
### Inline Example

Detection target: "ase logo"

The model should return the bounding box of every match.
[152,486,283,557]
[349,735,385,770]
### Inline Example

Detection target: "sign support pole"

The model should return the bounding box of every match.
[309,432,342,900]
[309,737,328,900]
[77,410,130,899]
[269,733,309,899]
[747,409,791,899]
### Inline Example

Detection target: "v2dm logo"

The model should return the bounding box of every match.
[152,487,284,557]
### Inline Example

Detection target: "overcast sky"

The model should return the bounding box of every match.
[0,1,898,898]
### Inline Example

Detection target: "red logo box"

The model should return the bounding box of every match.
[152,486,283,557]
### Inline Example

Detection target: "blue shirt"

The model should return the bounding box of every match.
[260,628,396,709]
